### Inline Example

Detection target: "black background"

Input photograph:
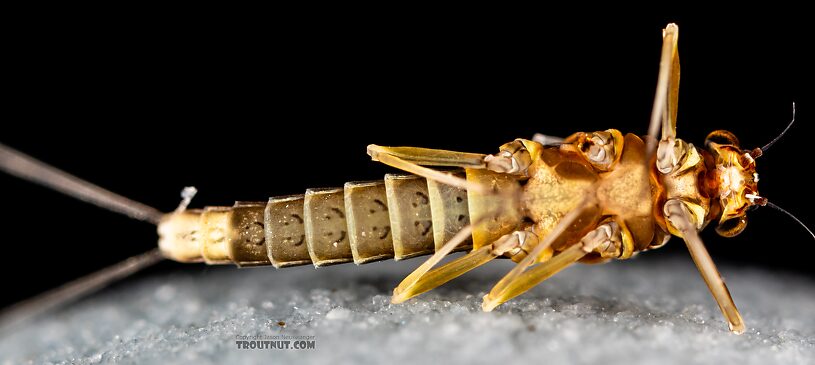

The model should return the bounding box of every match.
[1,12,811,309]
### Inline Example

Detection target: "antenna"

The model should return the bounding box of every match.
[765,201,815,241]
[759,103,797,154]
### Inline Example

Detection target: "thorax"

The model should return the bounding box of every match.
[654,140,712,235]
[522,133,658,254]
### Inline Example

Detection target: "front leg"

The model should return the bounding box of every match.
[664,199,745,334]
[645,23,679,158]
[644,23,689,174]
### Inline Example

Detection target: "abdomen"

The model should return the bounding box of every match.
[159,173,477,267]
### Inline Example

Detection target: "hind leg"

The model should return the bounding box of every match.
[368,140,540,180]
[367,144,489,193]
[392,229,531,303]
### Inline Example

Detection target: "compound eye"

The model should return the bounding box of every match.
[705,130,741,148]
[715,216,748,237]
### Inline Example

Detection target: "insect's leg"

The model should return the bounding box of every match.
[368,140,539,179]
[482,219,613,311]
[391,229,528,303]
[531,133,564,146]
[392,224,475,301]
[368,145,490,194]
[645,23,681,168]
[478,195,598,310]
[664,199,745,334]
[367,145,488,168]
[558,129,626,172]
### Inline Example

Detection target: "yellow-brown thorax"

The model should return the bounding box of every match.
[466,130,720,264]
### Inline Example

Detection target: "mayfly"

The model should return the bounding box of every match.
[0,23,809,335]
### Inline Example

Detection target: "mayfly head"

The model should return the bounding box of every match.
[703,103,798,238]
[703,130,763,237]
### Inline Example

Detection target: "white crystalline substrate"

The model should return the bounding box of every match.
[1,256,813,365]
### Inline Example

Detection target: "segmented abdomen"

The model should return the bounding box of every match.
[194,173,472,267]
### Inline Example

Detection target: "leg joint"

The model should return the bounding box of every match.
[584,220,626,258]
[562,129,624,171]
[484,140,534,175]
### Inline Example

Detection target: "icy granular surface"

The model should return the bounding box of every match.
[1,256,813,364]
